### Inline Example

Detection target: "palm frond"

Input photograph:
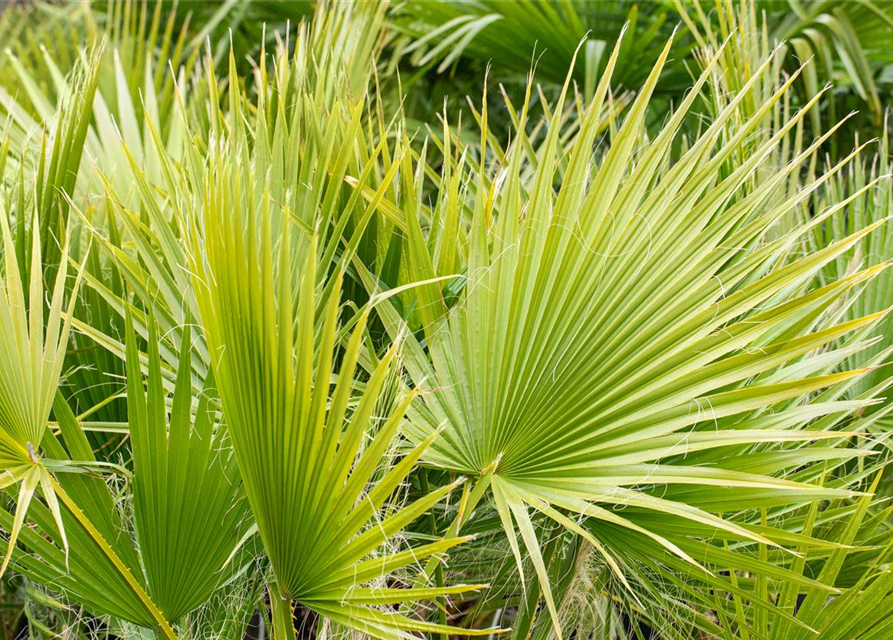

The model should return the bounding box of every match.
[364,29,891,634]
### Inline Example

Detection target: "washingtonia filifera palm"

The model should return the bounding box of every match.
[364,31,892,633]
[2,0,893,637]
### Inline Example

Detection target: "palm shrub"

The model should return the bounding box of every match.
[0,1,892,639]
[50,5,496,638]
[0,0,209,470]
[0,55,254,638]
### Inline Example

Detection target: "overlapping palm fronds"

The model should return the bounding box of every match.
[0,48,102,585]
[394,0,683,98]
[0,0,892,638]
[0,0,205,463]
[678,0,893,152]
[808,127,893,431]
[0,357,249,638]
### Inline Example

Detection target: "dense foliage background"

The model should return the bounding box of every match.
[0,1,893,639]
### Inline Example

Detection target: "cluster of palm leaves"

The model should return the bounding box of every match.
[0,0,892,639]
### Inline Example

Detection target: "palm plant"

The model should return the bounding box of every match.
[176,15,499,639]
[0,0,892,638]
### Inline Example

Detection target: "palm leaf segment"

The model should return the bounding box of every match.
[378,32,892,632]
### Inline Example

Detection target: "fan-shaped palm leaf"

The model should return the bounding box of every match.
[362,31,892,634]
[167,4,498,638]
[186,159,493,639]
[0,174,84,583]
[125,309,251,621]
